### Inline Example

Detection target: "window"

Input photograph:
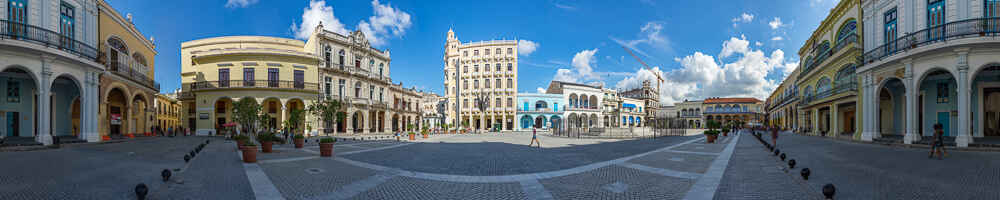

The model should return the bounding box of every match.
[484,49,490,55]
[988,0,1000,32]
[508,98,513,107]
[836,20,856,43]
[379,88,384,102]
[267,68,279,87]
[379,63,384,77]
[7,81,20,102]
[324,46,332,68]
[107,37,128,71]
[464,66,468,73]
[218,69,230,87]
[507,63,513,71]
[369,85,375,99]
[324,77,332,99]
[496,48,501,55]
[474,80,479,89]
[884,8,898,49]
[485,64,490,71]
[485,79,490,88]
[338,79,345,97]
[8,0,27,37]
[474,50,479,56]
[463,51,468,56]
[355,59,360,69]
[928,0,945,40]
[369,60,375,72]
[243,68,255,86]
[495,79,501,89]
[937,83,949,103]
[294,70,304,89]
[59,2,74,48]
[355,82,362,97]
[338,50,345,69]
[474,65,479,72]
[507,48,513,54]
[463,80,468,89]
[495,63,501,71]
[496,98,502,108]
[269,101,278,113]
[507,78,513,88]
[463,99,469,107]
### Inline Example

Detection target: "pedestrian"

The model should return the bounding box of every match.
[771,125,779,147]
[529,128,541,148]
[167,126,173,137]
[929,123,948,160]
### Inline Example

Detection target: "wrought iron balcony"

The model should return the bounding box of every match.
[189,80,318,91]
[800,34,858,79]
[0,20,98,60]
[799,82,858,106]
[106,58,160,91]
[864,17,1000,64]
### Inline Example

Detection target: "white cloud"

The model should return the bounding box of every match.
[732,13,754,23]
[518,40,539,56]
[771,36,784,41]
[614,36,796,105]
[551,49,602,84]
[357,0,412,47]
[755,41,763,46]
[768,17,785,29]
[291,0,411,47]
[290,0,349,39]
[537,87,547,93]
[225,0,258,8]
[611,21,670,58]
[553,3,577,10]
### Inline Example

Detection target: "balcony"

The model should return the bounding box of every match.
[799,82,857,107]
[189,80,318,91]
[864,17,1000,64]
[566,105,600,112]
[106,57,160,91]
[800,33,858,79]
[0,20,98,60]
[517,107,561,114]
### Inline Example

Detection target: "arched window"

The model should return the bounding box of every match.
[836,20,857,43]
[816,77,832,93]
[818,41,831,53]
[379,63,384,77]
[803,85,813,97]
[107,37,128,70]
[132,53,148,69]
[535,100,548,110]
[354,82,362,97]
[835,64,856,85]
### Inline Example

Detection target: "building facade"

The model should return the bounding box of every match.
[676,100,704,128]
[180,36,319,136]
[601,88,622,128]
[155,93,180,131]
[702,97,764,126]
[515,93,564,131]
[546,81,603,130]
[765,68,801,130]
[795,0,861,138]
[443,29,518,131]
[420,92,443,130]
[1,0,160,145]
[857,0,1000,147]
[619,80,660,123]
[620,97,646,127]
[388,83,423,132]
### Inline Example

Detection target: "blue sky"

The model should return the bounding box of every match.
[107,0,839,105]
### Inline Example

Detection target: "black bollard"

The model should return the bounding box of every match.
[780,153,786,161]
[206,139,210,144]
[190,151,196,158]
[801,168,811,180]
[774,149,780,156]
[161,169,171,182]
[184,155,191,162]
[788,159,796,169]
[135,183,148,200]
[822,184,835,199]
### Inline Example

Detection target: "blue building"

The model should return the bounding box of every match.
[515,93,564,131]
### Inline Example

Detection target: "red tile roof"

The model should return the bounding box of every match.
[703,97,762,104]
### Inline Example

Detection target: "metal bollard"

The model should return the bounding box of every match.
[822,184,835,199]
[801,168,811,180]
[135,183,148,200]
[161,169,171,182]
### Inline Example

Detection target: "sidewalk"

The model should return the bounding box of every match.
[713,131,820,200]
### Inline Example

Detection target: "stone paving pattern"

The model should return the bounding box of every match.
[712,132,818,200]
[261,157,377,200]
[539,165,694,199]
[352,176,526,200]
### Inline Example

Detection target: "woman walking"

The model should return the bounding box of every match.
[529,128,541,148]
[929,123,948,160]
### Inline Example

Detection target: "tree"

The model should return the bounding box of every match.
[232,98,262,136]
[284,109,306,134]
[308,99,345,136]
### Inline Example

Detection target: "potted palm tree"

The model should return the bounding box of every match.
[241,140,257,163]
[421,126,430,138]
[293,134,305,148]
[319,137,336,157]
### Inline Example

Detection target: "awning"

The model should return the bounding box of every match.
[623,103,636,108]
[222,122,238,127]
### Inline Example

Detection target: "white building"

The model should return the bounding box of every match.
[546,81,603,130]
[443,29,518,131]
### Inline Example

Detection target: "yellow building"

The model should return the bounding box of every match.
[765,68,801,130]
[794,0,861,139]
[180,36,320,136]
[702,98,764,126]
[443,29,519,131]
[97,0,159,138]
[155,93,181,131]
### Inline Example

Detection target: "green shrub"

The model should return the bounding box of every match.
[703,130,720,136]
[294,134,305,139]
[408,132,416,135]
[319,137,336,143]
[242,140,257,146]
[256,133,277,143]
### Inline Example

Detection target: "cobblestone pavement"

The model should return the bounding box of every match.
[0,136,249,200]
[729,130,1000,200]
[252,131,741,200]
[712,132,819,200]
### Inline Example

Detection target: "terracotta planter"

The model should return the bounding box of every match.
[294,138,305,148]
[319,142,334,157]
[707,135,717,143]
[723,132,729,137]
[422,134,429,139]
[262,141,273,153]
[237,140,245,147]
[409,134,416,140]
[241,146,257,163]
[102,135,111,141]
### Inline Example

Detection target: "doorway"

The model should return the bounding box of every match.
[937,112,950,136]
[983,88,1000,136]
[7,112,19,137]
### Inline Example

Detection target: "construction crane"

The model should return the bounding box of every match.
[621,45,663,99]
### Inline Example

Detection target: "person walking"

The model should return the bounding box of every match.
[929,123,948,160]
[771,125,779,147]
[529,128,541,148]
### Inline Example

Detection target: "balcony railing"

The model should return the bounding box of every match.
[189,80,318,91]
[106,58,160,91]
[0,20,98,60]
[800,82,858,106]
[864,17,1000,64]
[800,34,859,79]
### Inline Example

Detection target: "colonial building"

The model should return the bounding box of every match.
[443,29,518,131]
[765,68,801,131]
[858,0,1000,147]
[620,97,646,127]
[98,0,160,139]
[676,100,704,128]
[546,81,602,130]
[389,83,422,132]
[619,80,660,123]
[795,0,860,138]
[702,97,764,126]
[515,93,564,131]
[601,88,622,127]
[180,36,319,136]
[306,24,396,134]
[420,92,443,130]
[155,93,181,131]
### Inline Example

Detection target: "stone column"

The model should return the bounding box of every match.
[84,71,98,142]
[956,50,973,147]
[862,73,876,141]
[903,59,919,144]
[37,56,54,145]
[830,105,839,138]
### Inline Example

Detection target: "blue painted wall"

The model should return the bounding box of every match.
[0,75,35,137]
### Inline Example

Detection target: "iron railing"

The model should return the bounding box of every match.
[864,17,1000,64]
[189,80,318,91]
[800,34,859,79]
[799,82,858,106]
[106,60,160,91]
[0,20,98,60]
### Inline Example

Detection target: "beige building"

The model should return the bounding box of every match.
[443,29,518,131]
[420,92,444,129]
[180,36,320,136]
[388,84,423,132]
[155,93,181,131]
[98,0,160,138]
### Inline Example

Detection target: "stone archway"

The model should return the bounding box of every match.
[917,68,957,137]
[50,75,82,138]
[352,111,364,133]
[107,88,129,136]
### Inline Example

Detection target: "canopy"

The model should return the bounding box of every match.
[222,122,238,127]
